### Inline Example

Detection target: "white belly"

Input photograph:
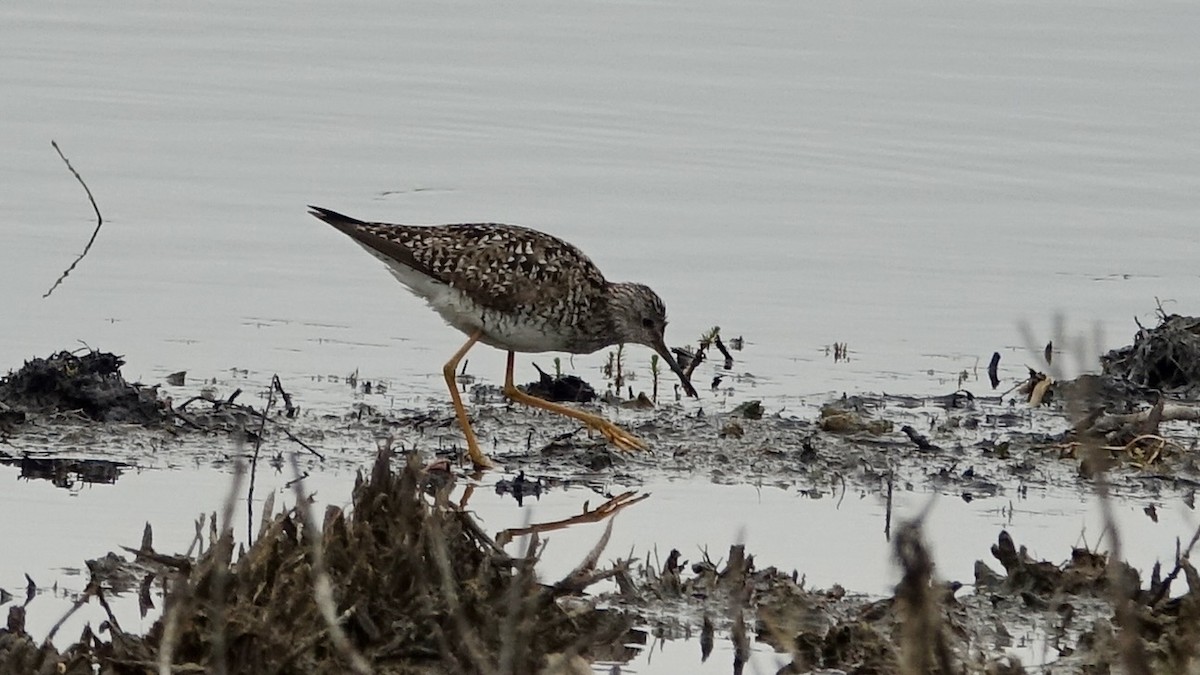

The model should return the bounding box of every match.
[367,245,572,353]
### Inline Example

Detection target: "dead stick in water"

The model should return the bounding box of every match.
[1148,521,1200,607]
[680,341,710,381]
[44,141,104,298]
[246,381,277,542]
[713,334,734,369]
[273,374,297,418]
[42,578,100,646]
[884,468,894,541]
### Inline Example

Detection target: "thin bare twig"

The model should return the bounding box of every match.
[1149,521,1200,606]
[280,426,325,461]
[246,380,277,542]
[44,141,104,298]
[42,579,100,646]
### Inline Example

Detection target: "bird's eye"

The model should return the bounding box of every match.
[641,317,655,329]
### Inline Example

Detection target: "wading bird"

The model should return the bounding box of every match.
[310,206,697,469]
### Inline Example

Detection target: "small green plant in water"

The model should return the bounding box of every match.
[553,356,562,379]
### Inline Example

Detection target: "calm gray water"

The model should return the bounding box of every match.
[5,0,1198,401]
[4,0,1200,669]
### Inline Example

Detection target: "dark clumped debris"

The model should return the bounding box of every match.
[1102,313,1200,398]
[631,522,1200,675]
[1006,313,1200,417]
[495,470,546,505]
[615,534,931,674]
[1027,313,1200,470]
[0,401,25,429]
[899,424,937,452]
[0,454,128,488]
[11,447,632,674]
[973,528,1200,674]
[0,350,325,467]
[523,362,597,403]
[0,350,166,424]
[1029,312,1200,417]
[981,529,1119,597]
[0,606,75,675]
[926,312,1200,479]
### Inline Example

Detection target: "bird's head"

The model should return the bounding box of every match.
[609,283,698,398]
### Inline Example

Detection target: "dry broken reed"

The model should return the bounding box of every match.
[40,445,633,674]
[892,520,958,675]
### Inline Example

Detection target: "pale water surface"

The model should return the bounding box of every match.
[4,0,1198,398]
[3,0,1200,670]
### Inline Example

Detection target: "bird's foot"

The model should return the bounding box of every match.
[584,415,648,453]
[464,444,498,471]
[470,453,499,471]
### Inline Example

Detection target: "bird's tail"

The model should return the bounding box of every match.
[307,205,366,227]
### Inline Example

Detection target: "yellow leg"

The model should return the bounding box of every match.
[443,332,496,470]
[502,351,647,452]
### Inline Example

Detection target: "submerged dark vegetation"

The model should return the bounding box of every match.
[2,312,1200,673]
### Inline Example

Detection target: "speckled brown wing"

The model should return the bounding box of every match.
[310,206,608,313]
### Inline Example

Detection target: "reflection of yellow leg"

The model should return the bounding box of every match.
[458,482,476,510]
[502,351,647,452]
[442,332,496,470]
[495,491,649,546]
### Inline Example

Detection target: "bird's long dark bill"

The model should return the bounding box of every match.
[652,339,698,398]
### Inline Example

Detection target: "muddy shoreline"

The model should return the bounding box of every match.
[3,314,1200,673]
